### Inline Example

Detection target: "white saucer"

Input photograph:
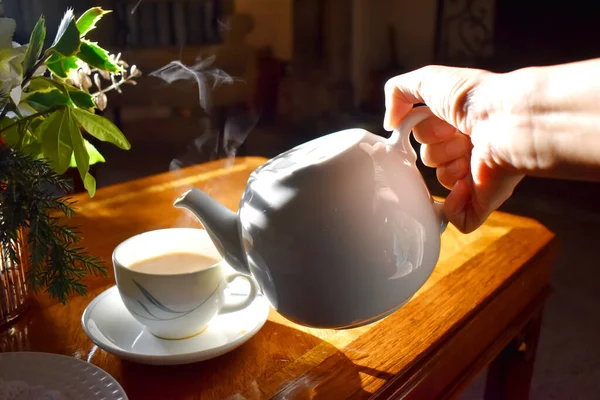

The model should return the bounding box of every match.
[0,351,127,399]
[82,284,270,366]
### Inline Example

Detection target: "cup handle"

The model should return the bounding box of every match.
[218,273,260,314]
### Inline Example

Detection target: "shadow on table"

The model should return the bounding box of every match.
[118,320,383,399]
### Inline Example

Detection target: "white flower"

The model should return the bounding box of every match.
[0,18,25,103]
[66,66,81,87]
[0,46,25,100]
[95,93,107,110]
[0,18,16,49]
[10,86,21,104]
[77,59,91,75]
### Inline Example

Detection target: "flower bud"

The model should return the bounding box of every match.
[82,75,93,90]
[95,93,107,111]
[93,73,102,90]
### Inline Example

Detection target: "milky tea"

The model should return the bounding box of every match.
[127,252,218,275]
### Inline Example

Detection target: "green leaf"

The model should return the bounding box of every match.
[76,40,120,73]
[65,86,95,109]
[83,173,96,197]
[23,16,46,77]
[16,101,38,117]
[0,117,20,147]
[69,119,91,191]
[37,107,74,174]
[20,140,43,158]
[71,108,130,150]
[25,76,64,93]
[24,76,94,110]
[7,98,22,118]
[70,120,89,175]
[49,9,81,57]
[76,7,111,37]
[46,53,78,79]
[29,115,44,132]
[0,108,39,152]
[24,90,71,112]
[23,77,72,111]
[69,138,105,168]
[86,140,105,164]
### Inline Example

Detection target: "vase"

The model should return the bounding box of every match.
[0,228,29,326]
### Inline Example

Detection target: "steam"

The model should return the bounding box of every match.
[130,0,259,226]
[148,56,257,169]
[131,0,143,14]
[222,107,260,166]
[148,56,259,226]
[149,56,236,112]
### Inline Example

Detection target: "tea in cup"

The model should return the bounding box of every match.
[113,228,259,339]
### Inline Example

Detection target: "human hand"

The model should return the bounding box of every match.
[383,66,527,233]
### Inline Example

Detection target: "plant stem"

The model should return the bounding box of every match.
[90,74,135,97]
[0,105,10,122]
[0,98,15,122]
[0,52,52,122]
[22,52,52,90]
[0,106,63,134]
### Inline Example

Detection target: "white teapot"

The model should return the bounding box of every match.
[174,106,447,329]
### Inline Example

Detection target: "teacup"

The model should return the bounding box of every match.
[112,228,259,339]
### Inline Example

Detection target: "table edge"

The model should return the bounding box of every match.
[370,232,560,398]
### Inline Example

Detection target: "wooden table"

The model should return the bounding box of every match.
[0,157,558,399]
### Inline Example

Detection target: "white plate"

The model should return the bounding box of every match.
[82,285,270,366]
[0,351,127,399]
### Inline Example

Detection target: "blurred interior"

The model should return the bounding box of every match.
[4,0,600,398]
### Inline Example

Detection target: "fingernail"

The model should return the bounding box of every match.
[445,139,466,158]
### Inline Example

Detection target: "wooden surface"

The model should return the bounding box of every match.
[0,157,558,399]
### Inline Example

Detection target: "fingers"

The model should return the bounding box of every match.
[412,116,457,144]
[443,178,486,234]
[383,65,490,133]
[443,179,471,233]
[443,165,525,234]
[420,133,472,167]
[411,115,471,188]
[436,157,470,189]
[383,69,423,131]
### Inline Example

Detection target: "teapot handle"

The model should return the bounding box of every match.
[388,105,449,233]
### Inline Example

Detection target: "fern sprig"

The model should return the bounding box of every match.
[0,145,106,304]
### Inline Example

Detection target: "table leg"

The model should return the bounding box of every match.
[484,309,543,400]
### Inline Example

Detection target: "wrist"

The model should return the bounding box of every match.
[486,66,542,122]
[498,61,600,181]
[465,66,541,135]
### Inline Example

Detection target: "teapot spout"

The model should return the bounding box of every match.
[174,188,250,274]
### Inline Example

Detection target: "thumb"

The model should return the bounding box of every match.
[470,147,525,212]
[383,65,490,134]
